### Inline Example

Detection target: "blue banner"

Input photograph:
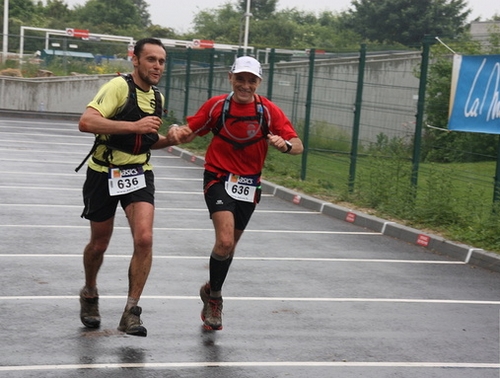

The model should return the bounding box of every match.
[448,54,500,134]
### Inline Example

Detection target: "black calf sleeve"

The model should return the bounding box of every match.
[209,252,233,294]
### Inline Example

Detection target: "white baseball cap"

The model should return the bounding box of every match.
[230,56,262,79]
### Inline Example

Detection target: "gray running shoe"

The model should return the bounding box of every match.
[199,282,223,330]
[200,282,210,315]
[79,289,100,328]
[118,306,147,337]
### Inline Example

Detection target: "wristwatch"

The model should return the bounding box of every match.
[282,140,293,153]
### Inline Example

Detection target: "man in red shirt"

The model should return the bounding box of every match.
[169,56,303,330]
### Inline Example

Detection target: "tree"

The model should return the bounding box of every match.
[72,0,146,35]
[131,0,151,27]
[343,0,471,47]
[192,4,241,44]
[487,23,500,54]
[192,2,361,50]
[237,0,278,20]
[39,0,72,29]
[2,0,36,20]
[1,0,41,53]
[147,25,178,39]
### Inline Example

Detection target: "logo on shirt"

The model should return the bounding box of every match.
[246,122,258,138]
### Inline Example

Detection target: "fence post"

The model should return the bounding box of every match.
[348,44,366,192]
[291,73,301,126]
[183,48,192,119]
[411,35,436,191]
[494,136,500,204]
[164,50,173,116]
[300,48,315,181]
[266,48,275,100]
[208,48,215,99]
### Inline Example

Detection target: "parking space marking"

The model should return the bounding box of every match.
[0,171,195,178]
[0,186,203,194]
[0,161,201,168]
[0,253,462,265]
[0,295,497,305]
[0,121,76,128]
[0,361,498,372]
[0,132,85,139]
[0,203,322,215]
[0,148,181,162]
[0,224,379,234]
[0,141,90,148]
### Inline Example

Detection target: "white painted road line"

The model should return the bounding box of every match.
[0,361,498,372]
[0,186,203,194]
[0,253,462,265]
[1,204,315,214]
[0,295,498,305]
[0,123,76,129]
[0,172,201,180]
[0,224,380,234]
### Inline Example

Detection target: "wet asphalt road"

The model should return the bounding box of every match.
[1,115,500,377]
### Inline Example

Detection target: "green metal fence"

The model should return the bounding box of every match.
[3,33,500,246]
[156,39,500,242]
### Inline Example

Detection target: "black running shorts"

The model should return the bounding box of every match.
[81,167,155,222]
[203,170,257,231]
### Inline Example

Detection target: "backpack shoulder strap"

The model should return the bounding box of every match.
[212,92,233,136]
[254,94,268,136]
[120,73,135,94]
[151,85,163,117]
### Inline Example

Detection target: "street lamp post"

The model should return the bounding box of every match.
[238,0,252,55]
[238,14,245,50]
[2,0,8,63]
[243,0,251,52]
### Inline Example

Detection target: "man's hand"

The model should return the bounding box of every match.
[167,124,196,145]
[134,116,162,134]
[267,134,304,155]
[267,134,290,153]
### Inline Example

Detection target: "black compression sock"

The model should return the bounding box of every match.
[209,252,233,296]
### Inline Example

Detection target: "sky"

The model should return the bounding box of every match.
[62,0,498,34]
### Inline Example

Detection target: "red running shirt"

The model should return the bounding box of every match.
[186,94,298,176]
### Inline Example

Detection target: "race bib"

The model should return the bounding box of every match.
[108,166,146,196]
[225,173,260,203]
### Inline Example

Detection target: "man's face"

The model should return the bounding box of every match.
[229,72,261,104]
[133,43,166,88]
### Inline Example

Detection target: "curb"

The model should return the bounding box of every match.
[0,109,81,121]
[165,145,500,274]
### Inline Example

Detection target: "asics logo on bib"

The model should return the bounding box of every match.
[121,168,139,176]
[238,177,255,184]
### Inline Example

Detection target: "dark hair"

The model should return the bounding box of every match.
[133,38,166,57]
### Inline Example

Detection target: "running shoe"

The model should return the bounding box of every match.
[118,306,147,337]
[79,289,100,328]
[200,282,223,330]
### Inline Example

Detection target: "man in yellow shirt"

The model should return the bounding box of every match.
[77,38,174,337]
